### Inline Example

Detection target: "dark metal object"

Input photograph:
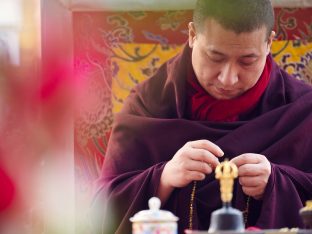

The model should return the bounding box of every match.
[208,202,245,233]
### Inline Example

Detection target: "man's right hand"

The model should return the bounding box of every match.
[157,139,224,202]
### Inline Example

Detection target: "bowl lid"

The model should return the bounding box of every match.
[130,197,178,222]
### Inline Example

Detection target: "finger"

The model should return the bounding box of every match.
[185,160,213,174]
[188,140,224,157]
[230,153,262,168]
[185,171,206,181]
[239,176,262,187]
[238,163,268,177]
[189,149,220,169]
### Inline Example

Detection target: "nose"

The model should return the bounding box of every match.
[218,63,238,86]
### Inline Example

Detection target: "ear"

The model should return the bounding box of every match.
[188,22,197,48]
[266,31,276,55]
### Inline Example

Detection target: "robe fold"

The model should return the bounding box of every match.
[92,44,312,234]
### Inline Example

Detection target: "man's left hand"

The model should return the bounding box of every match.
[230,153,271,200]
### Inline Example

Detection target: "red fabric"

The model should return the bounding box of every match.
[187,56,272,121]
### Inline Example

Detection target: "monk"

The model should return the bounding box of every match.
[91,0,312,233]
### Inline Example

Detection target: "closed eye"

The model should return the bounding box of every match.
[206,50,226,63]
[239,57,258,66]
[207,54,226,63]
[210,57,225,63]
[240,61,255,66]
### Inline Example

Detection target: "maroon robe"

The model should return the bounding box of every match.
[92,44,312,234]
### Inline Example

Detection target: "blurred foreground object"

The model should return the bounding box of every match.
[300,200,312,229]
[0,165,15,211]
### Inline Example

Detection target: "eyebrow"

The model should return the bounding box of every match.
[208,49,225,56]
[208,49,259,58]
[241,54,259,58]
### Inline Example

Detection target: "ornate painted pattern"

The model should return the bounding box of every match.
[73,8,312,203]
[273,41,312,83]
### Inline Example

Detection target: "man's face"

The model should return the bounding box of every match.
[188,19,275,100]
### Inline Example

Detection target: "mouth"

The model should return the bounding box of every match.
[217,88,234,93]
[214,87,238,99]
[216,87,235,94]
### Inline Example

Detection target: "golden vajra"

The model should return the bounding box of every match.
[301,200,312,211]
[215,159,238,203]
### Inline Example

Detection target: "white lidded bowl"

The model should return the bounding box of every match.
[130,197,179,234]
